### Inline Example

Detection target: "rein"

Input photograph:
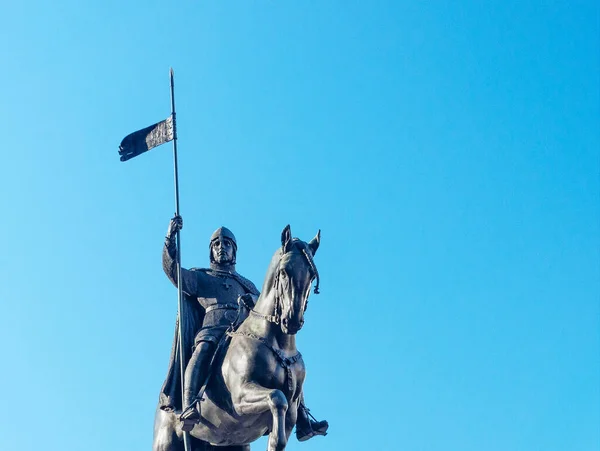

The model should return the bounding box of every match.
[249,263,283,324]
[250,307,281,324]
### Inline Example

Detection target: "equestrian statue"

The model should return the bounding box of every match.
[153,217,329,451]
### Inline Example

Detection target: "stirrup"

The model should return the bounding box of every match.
[180,401,201,432]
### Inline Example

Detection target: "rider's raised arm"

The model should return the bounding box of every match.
[162,236,198,297]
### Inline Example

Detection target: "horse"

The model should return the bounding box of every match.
[153,225,321,451]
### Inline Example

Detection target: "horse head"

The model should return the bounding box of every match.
[258,225,320,335]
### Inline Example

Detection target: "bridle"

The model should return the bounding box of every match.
[250,243,320,327]
[228,241,319,398]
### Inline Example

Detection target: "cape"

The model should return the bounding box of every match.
[158,268,259,411]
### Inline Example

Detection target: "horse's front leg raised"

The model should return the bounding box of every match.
[236,383,288,451]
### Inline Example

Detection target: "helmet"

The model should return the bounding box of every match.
[210,226,237,251]
[209,226,237,265]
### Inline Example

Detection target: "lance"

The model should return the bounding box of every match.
[169,68,193,451]
[118,69,193,451]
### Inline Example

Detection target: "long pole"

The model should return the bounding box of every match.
[169,68,192,451]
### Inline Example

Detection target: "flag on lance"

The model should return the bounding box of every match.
[118,115,174,162]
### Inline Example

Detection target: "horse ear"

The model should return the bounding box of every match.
[308,229,320,255]
[281,225,293,253]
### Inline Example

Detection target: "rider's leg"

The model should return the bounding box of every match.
[182,341,215,419]
[295,393,329,442]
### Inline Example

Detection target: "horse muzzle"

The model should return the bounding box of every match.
[281,317,304,335]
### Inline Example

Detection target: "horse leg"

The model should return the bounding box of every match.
[236,383,288,451]
[153,408,184,451]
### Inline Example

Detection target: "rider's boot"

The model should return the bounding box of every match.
[180,343,213,431]
[295,402,329,442]
[180,387,201,431]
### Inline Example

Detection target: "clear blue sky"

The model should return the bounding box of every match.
[0,1,598,450]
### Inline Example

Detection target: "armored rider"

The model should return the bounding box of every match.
[160,215,328,442]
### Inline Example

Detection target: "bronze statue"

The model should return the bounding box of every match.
[153,218,328,451]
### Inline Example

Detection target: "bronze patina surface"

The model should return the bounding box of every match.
[153,218,328,451]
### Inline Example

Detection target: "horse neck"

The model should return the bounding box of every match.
[241,275,296,351]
